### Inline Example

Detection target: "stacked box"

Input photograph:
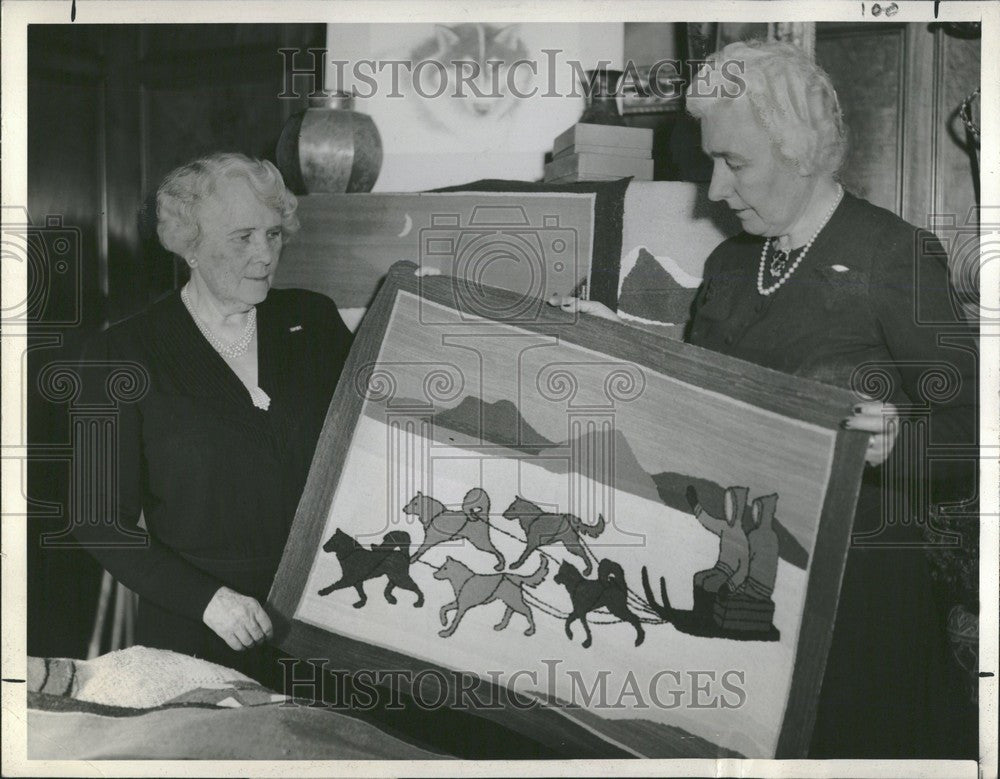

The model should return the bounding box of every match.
[712,593,776,633]
[545,123,654,184]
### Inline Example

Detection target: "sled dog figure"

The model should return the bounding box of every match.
[317,529,424,609]
[554,559,645,648]
[502,496,605,575]
[433,556,548,638]
[404,489,505,571]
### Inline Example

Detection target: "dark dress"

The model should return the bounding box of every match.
[74,287,353,682]
[687,192,978,758]
[72,287,568,759]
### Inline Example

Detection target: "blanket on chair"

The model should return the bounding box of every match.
[27,646,444,760]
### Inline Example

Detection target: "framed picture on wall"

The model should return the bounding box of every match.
[267,261,869,758]
[325,23,625,191]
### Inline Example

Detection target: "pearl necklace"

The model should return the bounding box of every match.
[757,184,844,296]
[181,285,256,358]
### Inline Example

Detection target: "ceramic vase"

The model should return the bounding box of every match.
[276,92,383,193]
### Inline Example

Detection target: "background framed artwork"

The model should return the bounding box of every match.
[274,179,737,340]
[325,23,625,191]
[273,178,631,314]
[267,262,869,758]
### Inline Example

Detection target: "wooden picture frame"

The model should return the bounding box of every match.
[268,262,868,758]
[274,191,602,311]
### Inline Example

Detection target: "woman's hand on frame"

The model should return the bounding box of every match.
[546,295,622,323]
[203,586,274,651]
[843,400,900,467]
[416,270,622,324]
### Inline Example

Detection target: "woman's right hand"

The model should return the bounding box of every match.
[546,294,622,323]
[203,586,273,651]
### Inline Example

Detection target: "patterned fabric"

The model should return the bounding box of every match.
[27,694,445,760]
[26,648,447,760]
[27,647,260,709]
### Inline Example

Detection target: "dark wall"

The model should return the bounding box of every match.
[815,21,981,233]
[26,23,325,658]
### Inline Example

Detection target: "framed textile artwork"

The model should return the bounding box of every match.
[611,181,740,335]
[273,178,630,313]
[268,262,868,758]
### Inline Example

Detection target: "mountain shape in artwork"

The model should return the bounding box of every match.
[433,396,558,455]
[617,247,701,325]
[539,426,662,505]
[651,471,809,570]
[368,394,809,570]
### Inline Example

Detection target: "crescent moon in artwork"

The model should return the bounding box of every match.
[398,213,413,238]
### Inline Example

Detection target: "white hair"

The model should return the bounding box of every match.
[686,40,848,175]
[156,152,299,258]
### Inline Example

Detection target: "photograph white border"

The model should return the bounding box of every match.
[2,2,996,777]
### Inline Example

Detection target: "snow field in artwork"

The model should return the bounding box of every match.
[295,415,809,757]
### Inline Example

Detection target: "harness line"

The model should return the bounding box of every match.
[411,504,666,627]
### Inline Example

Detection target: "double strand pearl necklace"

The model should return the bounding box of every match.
[756,183,844,296]
[181,284,257,359]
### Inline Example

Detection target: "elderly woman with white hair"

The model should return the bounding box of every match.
[555,40,976,758]
[687,44,977,758]
[75,153,353,682]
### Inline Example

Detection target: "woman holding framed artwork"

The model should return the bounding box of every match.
[552,40,977,758]
[74,153,354,683]
[71,156,550,758]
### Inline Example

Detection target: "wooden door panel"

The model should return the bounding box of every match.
[816,25,904,215]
